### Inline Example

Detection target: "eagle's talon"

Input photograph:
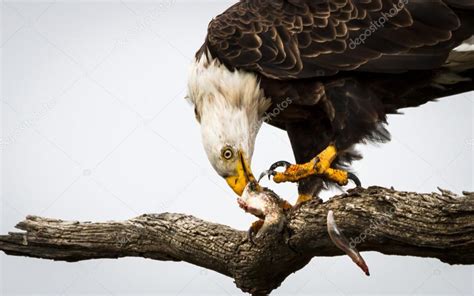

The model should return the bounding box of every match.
[269,160,292,172]
[348,172,362,187]
[265,145,359,187]
[261,161,294,182]
[258,160,293,182]
[258,170,276,182]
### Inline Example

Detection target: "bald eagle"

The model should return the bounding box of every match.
[187,0,474,205]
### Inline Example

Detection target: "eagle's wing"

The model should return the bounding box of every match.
[205,0,470,79]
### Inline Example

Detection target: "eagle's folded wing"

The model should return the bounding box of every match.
[205,0,472,79]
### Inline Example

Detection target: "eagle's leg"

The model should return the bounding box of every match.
[267,144,360,188]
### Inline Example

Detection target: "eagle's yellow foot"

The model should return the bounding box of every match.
[263,145,361,187]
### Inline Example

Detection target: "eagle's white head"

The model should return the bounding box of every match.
[187,53,271,195]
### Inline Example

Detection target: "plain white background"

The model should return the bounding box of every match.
[1,0,473,295]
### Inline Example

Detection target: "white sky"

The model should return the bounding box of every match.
[1,1,473,295]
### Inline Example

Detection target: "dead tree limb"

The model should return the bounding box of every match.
[1,186,473,295]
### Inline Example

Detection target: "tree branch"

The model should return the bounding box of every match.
[1,186,473,295]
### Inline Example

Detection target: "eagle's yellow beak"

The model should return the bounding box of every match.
[225,151,256,196]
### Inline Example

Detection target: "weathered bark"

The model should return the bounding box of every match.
[1,186,473,295]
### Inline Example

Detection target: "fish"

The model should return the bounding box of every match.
[237,180,289,243]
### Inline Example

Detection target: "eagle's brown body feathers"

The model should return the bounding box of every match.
[195,0,474,197]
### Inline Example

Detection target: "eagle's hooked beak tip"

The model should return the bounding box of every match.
[225,151,256,196]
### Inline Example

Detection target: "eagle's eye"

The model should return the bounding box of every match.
[221,146,234,160]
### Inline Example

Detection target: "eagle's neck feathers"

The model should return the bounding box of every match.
[187,52,271,160]
[187,52,270,119]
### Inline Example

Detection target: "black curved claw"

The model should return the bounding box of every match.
[348,172,362,187]
[258,170,275,182]
[269,160,292,172]
[258,161,293,182]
